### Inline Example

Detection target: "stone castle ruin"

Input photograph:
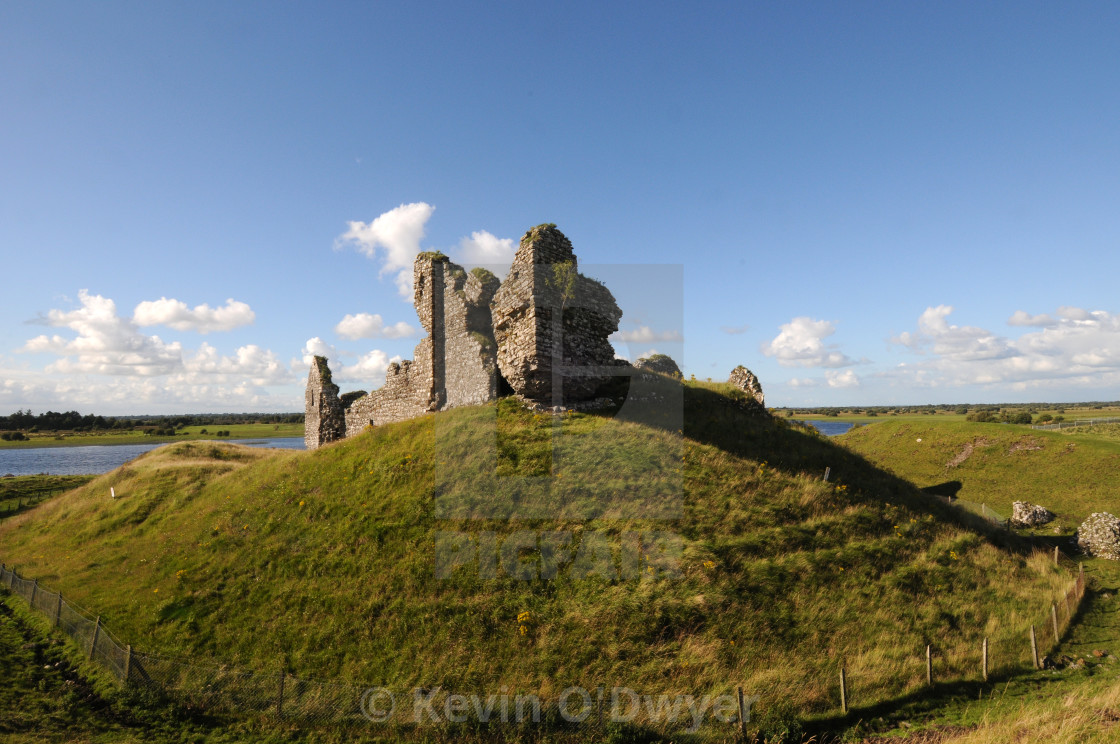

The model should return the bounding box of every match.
[306,224,623,449]
[305,222,766,450]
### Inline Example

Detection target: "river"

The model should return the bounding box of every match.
[0,437,306,476]
[798,420,859,436]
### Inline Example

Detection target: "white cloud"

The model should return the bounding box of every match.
[888,305,1120,391]
[892,305,1014,362]
[826,370,860,388]
[336,202,435,297]
[9,292,298,413]
[133,297,255,333]
[720,324,749,335]
[338,350,403,383]
[787,377,820,388]
[300,336,338,369]
[454,230,516,274]
[21,290,183,375]
[297,338,402,385]
[185,343,293,386]
[1008,310,1057,328]
[762,317,856,368]
[612,326,684,344]
[334,313,416,340]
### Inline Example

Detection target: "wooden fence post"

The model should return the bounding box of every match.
[123,644,132,686]
[839,666,848,713]
[54,592,63,628]
[926,644,933,686]
[30,579,38,607]
[1052,603,1060,644]
[1030,625,1039,669]
[823,467,831,482]
[1054,546,1059,566]
[737,685,746,734]
[89,616,101,661]
[982,638,989,682]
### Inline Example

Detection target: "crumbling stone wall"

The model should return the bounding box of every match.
[491,224,622,404]
[304,356,344,449]
[728,365,765,407]
[307,223,716,446]
[306,253,503,449]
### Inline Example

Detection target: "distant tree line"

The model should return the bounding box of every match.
[0,409,303,433]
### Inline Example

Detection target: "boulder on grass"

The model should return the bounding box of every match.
[1077,512,1120,560]
[634,354,682,379]
[1011,501,1055,528]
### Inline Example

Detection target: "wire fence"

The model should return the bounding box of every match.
[0,489,68,521]
[1032,417,1120,431]
[0,549,1093,737]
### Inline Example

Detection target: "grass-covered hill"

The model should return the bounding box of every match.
[840,419,1120,528]
[0,382,1074,727]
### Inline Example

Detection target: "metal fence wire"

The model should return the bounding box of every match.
[0,557,1094,736]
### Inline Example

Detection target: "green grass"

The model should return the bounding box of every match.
[0,384,1085,739]
[840,418,1120,529]
[0,423,303,449]
[1,475,95,521]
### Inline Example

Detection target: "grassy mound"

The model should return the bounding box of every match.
[0,384,1074,725]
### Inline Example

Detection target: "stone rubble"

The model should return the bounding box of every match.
[1076,512,1120,560]
[1010,501,1055,528]
[728,365,765,407]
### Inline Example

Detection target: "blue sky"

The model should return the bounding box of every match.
[3,1,1119,414]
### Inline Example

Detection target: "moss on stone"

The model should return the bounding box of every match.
[416,250,449,262]
[313,355,333,384]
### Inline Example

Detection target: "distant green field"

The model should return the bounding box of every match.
[840,419,1120,529]
[0,423,303,449]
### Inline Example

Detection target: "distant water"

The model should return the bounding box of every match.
[0,437,305,477]
[797,420,858,436]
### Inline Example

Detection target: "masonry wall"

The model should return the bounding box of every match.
[304,356,344,450]
[312,254,501,448]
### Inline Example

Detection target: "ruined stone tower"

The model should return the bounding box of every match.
[304,356,344,449]
[491,224,622,404]
[305,224,624,449]
[305,252,503,449]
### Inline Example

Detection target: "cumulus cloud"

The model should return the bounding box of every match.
[11,291,298,412]
[762,317,856,368]
[21,290,183,375]
[300,336,339,369]
[185,343,293,386]
[334,313,416,340]
[720,324,750,335]
[338,350,403,383]
[133,297,255,333]
[297,337,402,385]
[336,202,435,297]
[891,305,1013,361]
[888,305,1120,391]
[612,326,684,344]
[1008,310,1058,328]
[454,230,516,273]
[826,370,860,388]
